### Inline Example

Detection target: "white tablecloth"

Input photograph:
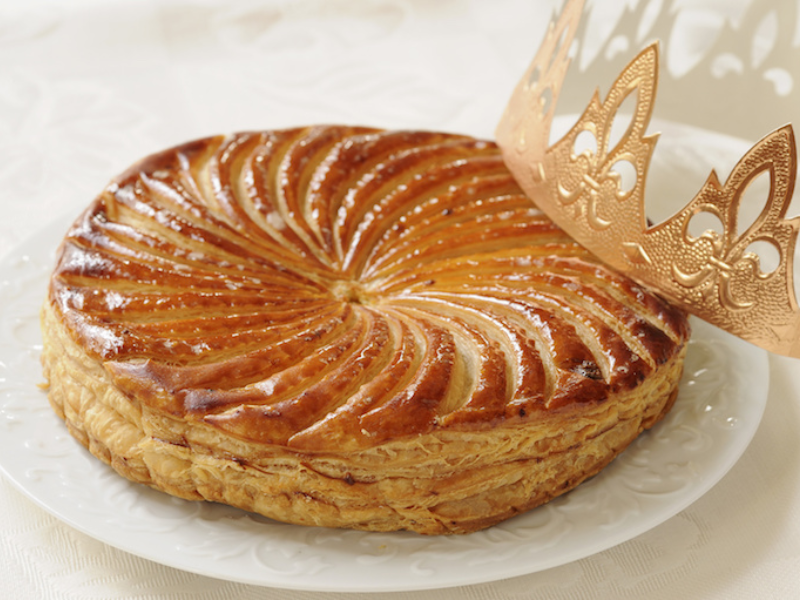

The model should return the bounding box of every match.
[3,1,800,598]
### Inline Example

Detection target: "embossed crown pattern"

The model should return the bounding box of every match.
[496,0,800,358]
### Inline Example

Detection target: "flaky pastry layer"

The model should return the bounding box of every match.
[42,301,684,534]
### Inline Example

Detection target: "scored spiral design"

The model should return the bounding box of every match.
[48,125,689,451]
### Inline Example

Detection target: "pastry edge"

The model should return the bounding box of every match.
[40,300,685,535]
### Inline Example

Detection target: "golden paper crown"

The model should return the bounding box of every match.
[496,0,800,359]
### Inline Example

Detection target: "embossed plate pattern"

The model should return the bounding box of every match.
[0,212,768,592]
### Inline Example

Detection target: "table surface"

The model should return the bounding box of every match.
[3,1,800,598]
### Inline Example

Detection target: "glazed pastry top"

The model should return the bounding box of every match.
[48,125,689,450]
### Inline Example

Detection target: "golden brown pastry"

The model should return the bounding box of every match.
[40,125,689,534]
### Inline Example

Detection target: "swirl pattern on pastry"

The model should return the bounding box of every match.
[41,125,690,534]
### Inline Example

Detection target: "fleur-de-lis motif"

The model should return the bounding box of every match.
[671,126,800,312]
[547,44,659,234]
[672,219,758,310]
[556,129,639,230]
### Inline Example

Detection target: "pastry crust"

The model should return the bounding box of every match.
[41,126,690,534]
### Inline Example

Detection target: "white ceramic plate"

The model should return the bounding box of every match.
[0,212,768,592]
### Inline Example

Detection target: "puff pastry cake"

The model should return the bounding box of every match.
[40,125,690,535]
